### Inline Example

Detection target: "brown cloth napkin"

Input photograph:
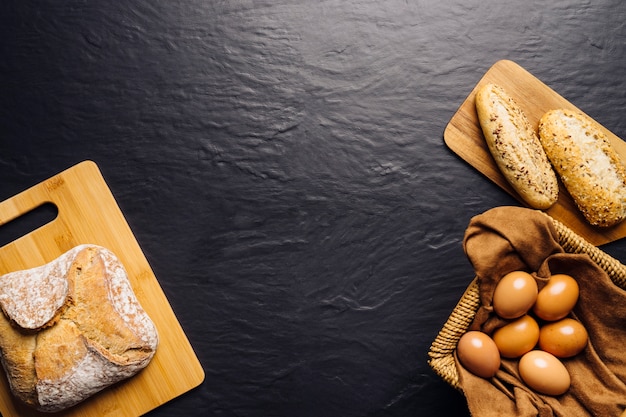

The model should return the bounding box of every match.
[458,206,626,417]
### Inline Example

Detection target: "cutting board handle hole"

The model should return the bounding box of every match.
[0,202,58,247]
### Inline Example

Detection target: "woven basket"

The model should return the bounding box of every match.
[427,213,626,390]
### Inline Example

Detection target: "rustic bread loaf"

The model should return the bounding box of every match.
[0,244,158,412]
[475,83,559,209]
[538,109,626,227]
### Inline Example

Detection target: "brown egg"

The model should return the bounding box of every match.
[533,274,579,321]
[492,315,540,358]
[493,271,538,319]
[456,331,501,378]
[538,318,588,358]
[519,350,570,395]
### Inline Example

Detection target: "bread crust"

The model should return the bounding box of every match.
[475,83,559,209]
[0,245,158,412]
[538,109,626,227]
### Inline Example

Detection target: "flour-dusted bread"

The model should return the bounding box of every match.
[0,244,158,412]
[475,83,559,209]
[538,109,626,227]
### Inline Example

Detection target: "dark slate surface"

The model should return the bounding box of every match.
[1,1,625,416]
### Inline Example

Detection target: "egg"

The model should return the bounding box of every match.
[493,271,538,319]
[519,350,570,395]
[533,274,579,321]
[492,315,540,358]
[538,317,588,358]
[456,331,501,378]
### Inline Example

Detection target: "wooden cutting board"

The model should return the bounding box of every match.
[0,161,205,416]
[445,59,626,246]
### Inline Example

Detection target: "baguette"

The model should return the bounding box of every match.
[538,109,626,227]
[0,245,158,412]
[475,83,559,209]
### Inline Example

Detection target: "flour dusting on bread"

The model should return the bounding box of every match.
[0,249,77,330]
[0,244,158,412]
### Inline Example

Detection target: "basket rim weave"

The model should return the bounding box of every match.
[427,213,626,390]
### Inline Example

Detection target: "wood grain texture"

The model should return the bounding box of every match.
[0,161,204,417]
[444,59,626,246]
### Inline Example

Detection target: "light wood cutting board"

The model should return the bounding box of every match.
[445,59,626,246]
[0,161,205,416]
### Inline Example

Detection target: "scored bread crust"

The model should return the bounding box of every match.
[0,245,158,412]
[475,83,559,209]
[538,109,626,227]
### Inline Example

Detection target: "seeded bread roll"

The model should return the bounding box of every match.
[0,244,158,412]
[538,109,626,227]
[475,83,559,209]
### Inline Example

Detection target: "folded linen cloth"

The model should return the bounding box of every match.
[458,206,626,417]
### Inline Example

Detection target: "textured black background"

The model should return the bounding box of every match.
[1,1,625,416]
